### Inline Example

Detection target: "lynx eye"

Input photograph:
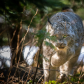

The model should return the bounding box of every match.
[62,35,68,38]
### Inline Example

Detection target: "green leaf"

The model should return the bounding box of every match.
[35,29,46,46]
[44,41,55,49]
[45,32,57,42]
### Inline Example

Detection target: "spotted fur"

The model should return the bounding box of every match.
[43,11,84,82]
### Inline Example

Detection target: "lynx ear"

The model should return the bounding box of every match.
[47,17,52,25]
[46,18,53,33]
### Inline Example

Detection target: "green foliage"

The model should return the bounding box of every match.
[44,41,55,49]
[69,74,84,83]
[70,76,78,82]
[35,29,46,46]
[22,0,66,27]
[44,72,84,84]
[0,0,66,26]
[35,29,57,49]
[45,33,57,42]
[45,80,57,84]
[0,0,84,27]
[0,0,25,23]
[29,80,33,83]
[27,79,38,84]
[44,32,57,49]
[26,0,65,10]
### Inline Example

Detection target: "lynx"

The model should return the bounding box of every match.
[43,11,84,82]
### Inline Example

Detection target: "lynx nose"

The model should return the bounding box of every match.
[56,43,65,49]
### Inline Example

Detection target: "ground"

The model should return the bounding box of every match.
[0,62,84,84]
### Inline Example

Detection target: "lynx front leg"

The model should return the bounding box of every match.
[59,55,79,78]
[43,58,56,82]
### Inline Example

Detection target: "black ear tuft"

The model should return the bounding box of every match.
[47,17,52,25]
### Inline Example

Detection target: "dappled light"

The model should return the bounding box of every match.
[0,0,84,84]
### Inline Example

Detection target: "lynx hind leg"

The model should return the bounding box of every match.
[43,58,57,82]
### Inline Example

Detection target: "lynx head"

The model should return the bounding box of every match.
[46,19,76,50]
